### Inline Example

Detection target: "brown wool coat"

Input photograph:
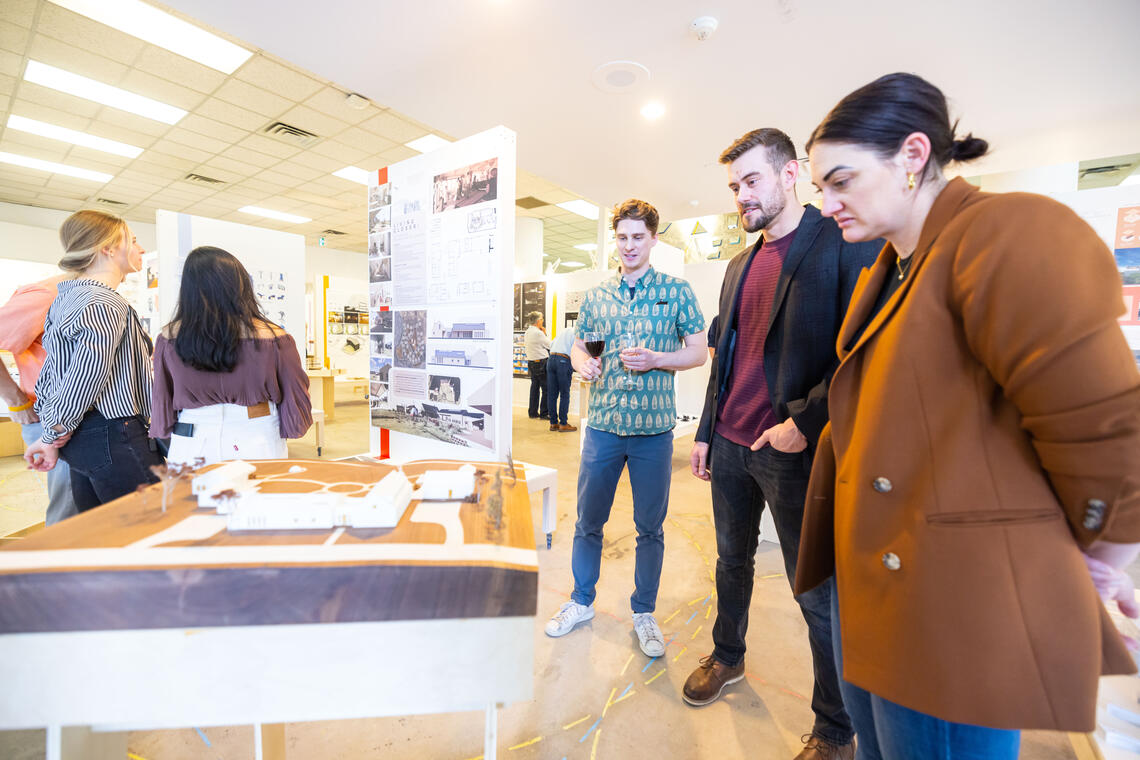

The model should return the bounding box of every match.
[794,177,1140,731]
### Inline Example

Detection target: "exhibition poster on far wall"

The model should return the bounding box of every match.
[366,127,515,456]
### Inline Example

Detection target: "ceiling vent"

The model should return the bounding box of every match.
[262,121,321,148]
[94,197,129,207]
[516,196,549,209]
[1080,163,1131,177]
[184,173,226,185]
[320,228,347,236]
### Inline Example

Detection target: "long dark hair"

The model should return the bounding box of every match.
[806,73,989,180]
[169,246,269,372]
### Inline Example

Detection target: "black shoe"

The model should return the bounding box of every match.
[539,413,549,419]
[528,413,540,418]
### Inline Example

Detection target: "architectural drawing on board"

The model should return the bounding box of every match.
[430,348,490,369]
[430,320,488,339]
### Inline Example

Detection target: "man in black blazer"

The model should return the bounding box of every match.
[683,129,881,760]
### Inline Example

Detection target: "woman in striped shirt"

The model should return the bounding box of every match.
[24,210,163,511]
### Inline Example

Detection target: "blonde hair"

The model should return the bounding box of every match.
[58,210,129,273]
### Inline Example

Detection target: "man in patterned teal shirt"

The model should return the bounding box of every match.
[545,199,707,657]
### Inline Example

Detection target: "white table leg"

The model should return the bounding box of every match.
[46,724,60,760]
[484,702,497,760]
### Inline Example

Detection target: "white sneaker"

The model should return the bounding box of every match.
[633,612,665,657]
[545,601,595,637]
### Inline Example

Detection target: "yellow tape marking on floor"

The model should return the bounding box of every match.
[672,646,687,662]
[508,736,543,750]
[613,688,636,705]
[563,714,592,730]
[708,569,715,583]
[590,728,602,760]
[705,604,712,619]
[691,624,703,640]
[663,608,680,624]
[645,669,666,685]
[127,753,149,760]
[602,686,617,717]
[619,652,634,676]
[687,594,704,606]
[760,573,784,579]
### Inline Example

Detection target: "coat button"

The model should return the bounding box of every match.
[1083,499,1107,530]
[872,477,893,493]
[882,552,902,571]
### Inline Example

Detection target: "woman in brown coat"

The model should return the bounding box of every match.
[799,72,1140,757]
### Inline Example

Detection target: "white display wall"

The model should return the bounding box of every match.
[154,211,306,355]
[368,126,516,461]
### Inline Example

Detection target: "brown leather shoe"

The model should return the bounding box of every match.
[682,654,745,706]
[558,423,578,432]
[550,423,559,431]
[794,735,854,760]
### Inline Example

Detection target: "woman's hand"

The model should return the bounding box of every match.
[1083,552,1140,651]
[24,440,59,472]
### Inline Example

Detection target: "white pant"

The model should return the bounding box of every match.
[166,402,288,466]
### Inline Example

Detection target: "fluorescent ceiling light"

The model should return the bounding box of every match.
[7,114,143,158]
[332,166,374,185]
[46,0,252,74]
[239,206,311,224]
[24,60,187,125]
[405,134,451,153]
[556,200,600,220]
[573,243,598,251]
[561,261,588,269]
[0,151,112,182]
[640,102,666,120]
[1122,172,1140,187]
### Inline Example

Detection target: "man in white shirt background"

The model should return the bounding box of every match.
[523,311,551,420]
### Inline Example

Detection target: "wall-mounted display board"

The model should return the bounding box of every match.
[324,275,369,377]
[155,211,305,355]
[367,126,516,461]
[515,281,546,330]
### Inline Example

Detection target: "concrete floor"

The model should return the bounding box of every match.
[0,402,1080,759]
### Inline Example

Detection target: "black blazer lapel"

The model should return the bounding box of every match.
[766,204,823,337]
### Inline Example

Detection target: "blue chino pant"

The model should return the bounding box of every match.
[570,426,672,613]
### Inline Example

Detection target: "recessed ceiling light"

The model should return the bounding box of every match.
[556,200,600,220]
[332,166,374,185]
[0,151,112,183]
[7,114,143,158]
[46,0,252,74]
[239,205,311,224]
[573,243,598,251]
[591,61,651,93]
[24,60,187,125]
[641,102,666,120]
[405,134,452,154]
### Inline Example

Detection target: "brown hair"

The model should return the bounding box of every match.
[611,198,659,235]
[58,209,129,273]
[719,128,797,170]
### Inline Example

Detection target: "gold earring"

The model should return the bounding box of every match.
[907,172,916,190]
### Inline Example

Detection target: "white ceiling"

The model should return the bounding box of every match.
[158,0,1140,224]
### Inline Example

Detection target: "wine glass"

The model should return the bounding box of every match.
[618,333,637,390]
[582,331,605,383]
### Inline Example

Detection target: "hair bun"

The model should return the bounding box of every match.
[949,134,988,162]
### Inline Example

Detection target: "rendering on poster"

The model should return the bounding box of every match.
[432,158,498,213]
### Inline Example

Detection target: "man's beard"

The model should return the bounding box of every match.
[740,191,785,233]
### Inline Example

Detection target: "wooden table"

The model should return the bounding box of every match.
[305,369,342,421]
[0,458,537,760]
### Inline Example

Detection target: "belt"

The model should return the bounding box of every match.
[172,401,272,438]
[551,352,570,358]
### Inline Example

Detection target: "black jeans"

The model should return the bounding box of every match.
[527,358,548,417]
[59,410,163,512]
[546,354,572,425]
[709,433,852,745]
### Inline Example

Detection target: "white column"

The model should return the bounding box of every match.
[514,216,543,279]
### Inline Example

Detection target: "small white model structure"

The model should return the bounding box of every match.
[190,462,414,531]
[414,464,477,500]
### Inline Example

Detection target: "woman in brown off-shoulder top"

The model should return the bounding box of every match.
[151,246,311,465]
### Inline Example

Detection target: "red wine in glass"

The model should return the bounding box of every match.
[585,339,605,357]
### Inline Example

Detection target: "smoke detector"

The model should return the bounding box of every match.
[690,16,718,41]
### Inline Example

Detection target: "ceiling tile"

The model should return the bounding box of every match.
[164,180,221,198]
[276,104,351,141]
[205,153,263,178]
[95,183,153,203]
[268,161,322,182]
[209,187,267,205]
[377,144,418,164]
[37,189,93,204]
[0,93,8,112]
[124,160,185,181]
[305,175,351,194]
[286,149,343,173]
[233,133,299,160]
[35,3,145,66]
[309,138,369,164]
[302,87,377,126]
[0,20,29,55]
[148,138,213,165]
[63,146,132,170]
[131,47,227,96]
[214,79,292,120]
[193,97,266,132]
[221,145,278,169]
[85,121,155,149]
[254,168,303,188]
[0,0,35,28]
[358,111,427,144]
[234,56,323,102]
[17,81,102,119]
[182,201,235,219]
[335,126,396,155]
[0,132,69,160]
[137,150,198,172]
[27,33,131,84]
[282,188,350,210]
[0,167,48,187]
[95,107,171,137]
[44,175,105,193]
[232,177,287,195]
[173,116,245,146]
[101,174,161,194]
[117,69,206,112]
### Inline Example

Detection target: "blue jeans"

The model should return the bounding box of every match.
[59,410,163,512]
[709,433,851,745]
[571,426,672,613]
[21,421,78,525]
[546,354,572,425]
[830,581,1021,759]
[527,359,548,417]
